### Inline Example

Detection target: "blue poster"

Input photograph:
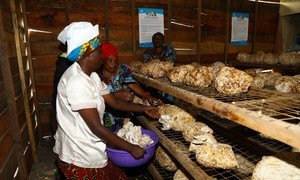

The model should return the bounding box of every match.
[231,12,249,46]
[138,8,164,48]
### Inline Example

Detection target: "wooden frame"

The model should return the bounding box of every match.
[10,0,38,162]
[133,74,300,149]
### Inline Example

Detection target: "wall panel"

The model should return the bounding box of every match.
[26,0,280,136]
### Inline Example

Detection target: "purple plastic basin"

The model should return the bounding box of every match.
[106,129,159,167]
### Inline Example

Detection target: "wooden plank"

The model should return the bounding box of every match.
[21,123,30,152]
[197,0,201,62]
[199,42,224,54]
[3,32,16,58]
[30,41,61,56]
[32,54,57,70]
[0,131,14,169]
[36,84,53,98]
[0,82,8,112]
[68,12,105,25]
[11,0,37,162]
[29,27,61,42]
[0,147,19,179]
[26,0,67,11]
[137,116,212,180]
[22,0,42,141]
[173,54,198,65]
[34,69,55,85]
[109,27,132,41]
[18,111,27,133]
[171,29,197,42]
[104,0,109,41]
[131,0,136,61]
[167,0,172,46]
[133,74,300,149]
[224,0,230,64]
[147,163,164,180]
[39,110,52,136]
[0,110,10,140]
[15,95,24,115]
[26,11,67,29]
[0,1,28,177]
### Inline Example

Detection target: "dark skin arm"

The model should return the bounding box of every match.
[112,90,133,102]
[102,93,160,119]
[128,83,163,106]
[79,108,146,159]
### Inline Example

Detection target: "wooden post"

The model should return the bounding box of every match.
[0,6,28,180]
[104,0,109,41]
[131,0,136,61]
[252,0,258,54]
[168,0,172,46]
[21,0,43,139]
[197,0,202,63]
[224,0,231,64]
[64,0,69,24]
[10,0,38,162]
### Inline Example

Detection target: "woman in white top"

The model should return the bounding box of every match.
[53,22,159,179]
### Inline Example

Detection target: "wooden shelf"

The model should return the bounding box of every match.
[137,116,212,180]
[133,73,300,149]
[229,61,300,75]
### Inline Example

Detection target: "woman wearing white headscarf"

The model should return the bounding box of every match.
[53,22,156,179]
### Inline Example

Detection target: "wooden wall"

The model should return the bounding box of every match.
[26,0,280,135]
[0,0,40,179]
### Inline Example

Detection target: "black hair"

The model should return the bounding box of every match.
[58,42,67,52]
[152,32,164,41]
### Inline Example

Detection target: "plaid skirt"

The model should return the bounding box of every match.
[57,158,127,180]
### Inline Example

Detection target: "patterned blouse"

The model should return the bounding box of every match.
[143,46,176,63]
[99,64,136,131]
[100,64,136,93]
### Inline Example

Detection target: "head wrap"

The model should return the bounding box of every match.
[57,22,100,61]
[101,42,118,61]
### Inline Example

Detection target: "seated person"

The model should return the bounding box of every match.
[98,42,162,131]
[142,32,176,63]
[142,32,176,103]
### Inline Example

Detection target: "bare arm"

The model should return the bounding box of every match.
[128,83,163,106]
[103,93,160,119]
[79,108,145,158]
[128,83,147,98]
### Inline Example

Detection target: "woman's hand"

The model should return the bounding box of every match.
[144,106,160,119]
[147,96,163,106]
[129,144,147,159]
[113,91,133,102]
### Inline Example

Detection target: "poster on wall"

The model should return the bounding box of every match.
[231,12,249,46]
[138,8,164,47]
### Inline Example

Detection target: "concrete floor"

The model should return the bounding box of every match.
[29,137,58,180]
[29,137,153,180]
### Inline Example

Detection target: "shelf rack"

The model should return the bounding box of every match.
[133,73,300,149]
[137,117,261,180]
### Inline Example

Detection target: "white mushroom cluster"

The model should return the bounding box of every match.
[182,121,213,143]
[167,64,213,89]
[252,156,300,180]
[139,59,173,78]
[214,67,253,95]
[189,134,238,169]
[167,64,196,84]
[173,169,188,180]
[158,104,196,131]
[235,153,256,175]
[275,76,299,93]
[155,146,178,171]
[117,122,154,148]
